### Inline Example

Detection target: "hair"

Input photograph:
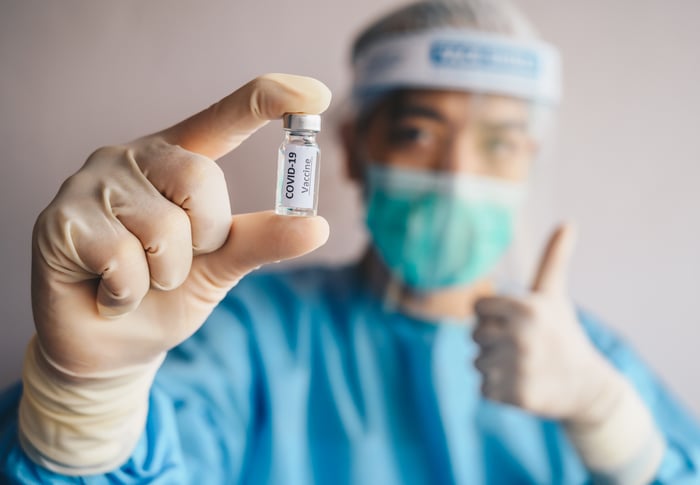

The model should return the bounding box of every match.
[351,0,539,64]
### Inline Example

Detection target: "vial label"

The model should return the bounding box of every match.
[280,145,317,209]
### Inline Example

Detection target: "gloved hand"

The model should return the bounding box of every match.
[472,224,613,420]
[472,223,665,484]
[20,74,332,474]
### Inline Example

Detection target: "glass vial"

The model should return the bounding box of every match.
[275,113,321,216]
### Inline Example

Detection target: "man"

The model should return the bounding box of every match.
[1,0,699,483]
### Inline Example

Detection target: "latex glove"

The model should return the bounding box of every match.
[20,74,332,474]
[472,224,665,484]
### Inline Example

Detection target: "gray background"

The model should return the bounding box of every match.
[1,0,698,417]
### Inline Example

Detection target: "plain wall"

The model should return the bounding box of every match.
[0,0,698,419]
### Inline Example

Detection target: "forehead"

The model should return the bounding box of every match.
[379,89,531,123]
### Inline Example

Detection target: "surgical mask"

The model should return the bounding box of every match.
[365,165,526,291]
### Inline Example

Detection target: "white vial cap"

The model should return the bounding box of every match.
[283,113,321,132]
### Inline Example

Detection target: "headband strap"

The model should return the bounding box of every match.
[353,28,562,104]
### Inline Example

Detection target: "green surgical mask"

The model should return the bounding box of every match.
[365,165,526,291]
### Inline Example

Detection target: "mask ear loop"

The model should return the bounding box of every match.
[378,167,421,314]
[352,135,413,314]
[381,170,458,312]
[342,93,415,314]
[382,277,403,314]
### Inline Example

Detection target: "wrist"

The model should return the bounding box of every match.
[566,354,628,426]
[18,335,165,475]
[564,368,665,485]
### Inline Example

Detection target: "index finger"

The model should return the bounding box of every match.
[160,73,332,160]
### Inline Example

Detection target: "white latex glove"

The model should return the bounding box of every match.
[472,224,665,484]
[20,73,332,474]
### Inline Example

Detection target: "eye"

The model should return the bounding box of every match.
[483,135,520,163]
[388,125,432,146]
[486,136,514,154]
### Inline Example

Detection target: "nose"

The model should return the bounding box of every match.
[441,132,482,174]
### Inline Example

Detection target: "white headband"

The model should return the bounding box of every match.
[352,28,562,105]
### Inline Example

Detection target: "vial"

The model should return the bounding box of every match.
[275,113,321,216]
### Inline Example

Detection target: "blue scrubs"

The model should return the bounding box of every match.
[1,264,699,483]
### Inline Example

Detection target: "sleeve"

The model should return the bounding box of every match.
[0,292,263,484]
[579,310,700,484]
[0,380,187,484]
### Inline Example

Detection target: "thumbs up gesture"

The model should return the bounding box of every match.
[472,223,622,421]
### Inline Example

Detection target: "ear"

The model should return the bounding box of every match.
[339,119,365,184]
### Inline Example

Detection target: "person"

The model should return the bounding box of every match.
[1,0,699,483]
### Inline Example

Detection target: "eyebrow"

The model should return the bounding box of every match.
[390,103,447,123]
[479,120,529,132]
[389,102,529,132]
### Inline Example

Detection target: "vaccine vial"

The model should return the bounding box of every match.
[275,113,321,216]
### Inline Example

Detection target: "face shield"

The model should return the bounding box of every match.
[350,27,562,294]
[353,27,560,106]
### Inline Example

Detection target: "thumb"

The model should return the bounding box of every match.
[531,222,577,294]
[187,211,330,291]
[159,73,332,160]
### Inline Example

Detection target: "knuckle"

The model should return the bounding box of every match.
[55,165,103,201]
[144,207,192,290]
[252,73,280,91]
[97,296,138,317]
[97,278,147,315]
[512,328,534,355]
[33,203,76,254]
[482,386,498,401]
[101,282,139,304]
[109,235,145,269]
[510,298,535,320]
[245,76,275,120]
[474,297,495,316]
[178,156,210,188]
[32,205,53,237]
[98,249,149,310]
[134,136,180,169]
[84,145,127,169]
[520,304,536,321]
[177,154,227,201]
[511,381,531,408]
[473,355,487,373]
[471,325,486,343]
[481,380,500,401]
[194,155,226,187]
[247,73,303,113]
[156,204,191,238]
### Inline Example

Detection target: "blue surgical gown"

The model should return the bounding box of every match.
[1,264,699,484]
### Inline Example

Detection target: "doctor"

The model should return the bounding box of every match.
[1,0,699,483]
